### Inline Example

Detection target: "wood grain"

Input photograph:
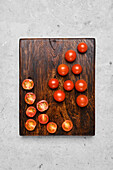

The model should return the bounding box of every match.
[19,38,95,136]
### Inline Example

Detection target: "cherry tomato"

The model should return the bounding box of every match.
[38,114,49,124]
[53,90,65,102]
[62,120,73,132]
[57,64,69,76]
[77,42,88,53]
[48,78,59,89]
[63,80,74,91]
[76,95,88,107]
[47,122,57,134]
[36,100,48,112]
[75,80,87,92]
[65,50,76,62]
[72,64,82,75]
[25,119,36,131]
[25,92,36,105]
[22,79,34,90]
[26,106,36,117]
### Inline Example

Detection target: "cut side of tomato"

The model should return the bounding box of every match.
[26,106,36,117]
[25,92,36,105]
[47,122,57,134]
[25,119,36,131]
[37,100,48,112]
[38,114,49,124]
[62,120,73,132]
[22,79,34,90]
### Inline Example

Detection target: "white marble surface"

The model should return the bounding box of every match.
[0,0,113,169]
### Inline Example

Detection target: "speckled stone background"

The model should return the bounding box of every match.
[0,0,113,170]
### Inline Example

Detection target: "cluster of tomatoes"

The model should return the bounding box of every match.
[22,42,88,133]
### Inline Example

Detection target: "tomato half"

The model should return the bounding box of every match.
[53,90,65,102]
[36,100,48,112]
[25,92,36,105]
[63,80,74,91]
[22,79,34,90]
[57,64,69,76]
[26,106,36,117]
[62,120,73,132]
[25,119,36,131]
[76,95,88,107]
[65,50,76,62]
[75,80,87,92]
[77,42,88,53]
[47,122,57,133]
[48,78,59,89]
[72,64,82,75]
[38,114,49,124]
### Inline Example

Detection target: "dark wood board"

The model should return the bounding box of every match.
[19,38,95,136]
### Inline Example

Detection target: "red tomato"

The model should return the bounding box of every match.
[25,119,36,131]
[38,114,49,124]
[75,80,87,92]
[47,122,57,133]
[57,64,69,76]
[48,78,59,89]
[62,120,73,132]
[76,95,88,107]
[36,100,48,112]
[65,50,76,62]
[53,90,65,102]
[72,64,82,75]
[63,80,74,91]
[77,42,88,53]
[25,92,36,105]
[22,79,34,90]
[26,106,36,117]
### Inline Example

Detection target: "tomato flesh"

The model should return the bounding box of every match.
[63,80,74,91]
[37,100,48,112]
[26,106,36,117]
[72,64,82,75]
[62,120,73,132]
[53,90,65,102]
[77,42,88,53]
[47,122,57,133]
[65,50,76,62]
[22,79,34,90]
[76,95,88,107]
[25,92,36,105]
[57,64,69,76]
[38,114,49,124]
[25,119,36,131]
[75,80,87,92]
[48,78,59,89]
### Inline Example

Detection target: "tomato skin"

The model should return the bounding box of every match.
[77,42,88,53]
[62,120,73,132]
[25,92,36,105]
[38,114,49,124]
[36,100,48,112]
[76,95,88,107]
[26,106,36,117]
[47,122,57,133]
[65,50,76,62]
[63,80,74,91]
[57,64,69,76]
[22,79,34,90]
[75,80,87,92]
[53,90,65,102]
[72,64,82,75]
[25,119,36,131]
[48,78,59,89]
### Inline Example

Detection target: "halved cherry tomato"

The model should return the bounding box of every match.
[47,122,57,133]
[25,92,36,105]
[75,80,87,92]
[26,106,36,117]
[57,64,69,76]
[22,79,34,90]
[77,42,88,53]
[36,100,48,112]
[72,64,82,75]
[53,90,65,102]
[76,95,88,107]
[62,120,73,132]
[38,114,49,124]
[25,119,36,131]
[48,78,59,89]
[63,80,74,91]
[65,50,76,62]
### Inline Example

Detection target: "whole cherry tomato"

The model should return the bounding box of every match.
[77,42,88,53]
[65,50,76,62]
[25,119,36,131]
[63,80,74,91]
[76,95,88,107]
[48,78,59,89]
[38,114,49,124]
[53,90,65,102]
[47,122,57,134]
[26,106,36,117]
[57,64,69,76]
[75,80,87,92]
[72,64,82,75]
[62,120,73,132]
